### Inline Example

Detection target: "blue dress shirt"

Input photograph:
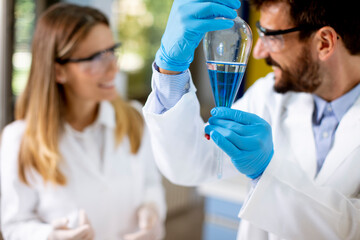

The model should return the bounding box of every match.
[312,83,360,173]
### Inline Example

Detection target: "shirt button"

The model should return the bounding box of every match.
[327,106,332,112]
[185,82,190,90]
[322,131,329,138]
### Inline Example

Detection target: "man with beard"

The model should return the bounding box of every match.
[143,0,360,239]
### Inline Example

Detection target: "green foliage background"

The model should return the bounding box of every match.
[117,0,173,101]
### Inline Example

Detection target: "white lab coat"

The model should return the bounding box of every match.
[1,101,166,240]
[143,72,360,240]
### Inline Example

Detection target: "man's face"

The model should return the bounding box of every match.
[253,2,322,93]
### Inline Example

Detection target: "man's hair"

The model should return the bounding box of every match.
[251,0,359,55]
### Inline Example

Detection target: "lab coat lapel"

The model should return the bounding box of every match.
[316,97,360,184]
[281,93,317,179]
[101,126,117,176]
[94,101,117,178]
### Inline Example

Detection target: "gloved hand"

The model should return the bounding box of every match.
[48,209,94,240]
[205,107,274,179]
[123,204,164,240]
[155,0,241,72]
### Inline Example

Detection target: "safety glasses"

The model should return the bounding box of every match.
[56,43,122,75]
[255,21,304,52]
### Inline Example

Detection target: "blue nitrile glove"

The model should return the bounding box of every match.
[205,107,274,179]
[155,0,241,72]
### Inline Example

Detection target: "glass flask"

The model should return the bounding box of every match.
[203,16,253,178]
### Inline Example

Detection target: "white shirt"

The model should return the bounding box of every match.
[1,101,166,240]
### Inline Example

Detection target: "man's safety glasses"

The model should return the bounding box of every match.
[255,21,305,52]
[56,43,122,75]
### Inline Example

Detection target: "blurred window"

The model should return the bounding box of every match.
[12,0,35,97]
[112,0,172,102]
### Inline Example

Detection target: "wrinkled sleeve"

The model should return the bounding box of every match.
[145,63,191,114]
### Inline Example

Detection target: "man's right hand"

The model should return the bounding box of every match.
[155,0,241,73]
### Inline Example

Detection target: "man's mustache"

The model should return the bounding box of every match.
[265,57,281,68]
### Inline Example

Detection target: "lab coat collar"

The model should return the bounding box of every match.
[281,92,318,179]
[316,94,360,184]
[280,90,360,182]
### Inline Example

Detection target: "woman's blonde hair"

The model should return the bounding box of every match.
[15,3,144,185]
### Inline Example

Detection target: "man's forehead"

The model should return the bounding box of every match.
[259,1,294,29]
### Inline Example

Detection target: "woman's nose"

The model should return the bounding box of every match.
[105,58,119,78]
[252,38,270,59]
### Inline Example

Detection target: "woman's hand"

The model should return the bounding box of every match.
[123,204,164,240]
[48,209,94,240]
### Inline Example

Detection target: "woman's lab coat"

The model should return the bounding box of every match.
[1,101,166,240]
[143,72,360,240]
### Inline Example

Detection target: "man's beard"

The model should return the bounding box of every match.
[266,47,322,94]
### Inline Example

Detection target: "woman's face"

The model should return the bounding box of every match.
[56,24,119,103]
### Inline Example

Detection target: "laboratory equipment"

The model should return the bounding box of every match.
[203,16,253,178]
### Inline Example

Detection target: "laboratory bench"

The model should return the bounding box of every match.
[198,175,249,240]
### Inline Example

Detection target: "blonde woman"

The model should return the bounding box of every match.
[0,3,165,240]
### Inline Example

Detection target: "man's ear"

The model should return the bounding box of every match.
[313,26,338,61]
[55,63,67,84]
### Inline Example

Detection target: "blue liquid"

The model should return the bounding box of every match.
[207,61,246,107]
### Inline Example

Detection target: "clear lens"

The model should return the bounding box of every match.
[78,47,120,75]
[256,29,284,52]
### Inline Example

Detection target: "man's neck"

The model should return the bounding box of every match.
[315,54,360,102]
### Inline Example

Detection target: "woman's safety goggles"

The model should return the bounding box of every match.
[56,43,121,75]
[255,21,304,52]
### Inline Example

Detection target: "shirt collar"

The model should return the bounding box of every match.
[313,83,360,122]
[96,101,116,129]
